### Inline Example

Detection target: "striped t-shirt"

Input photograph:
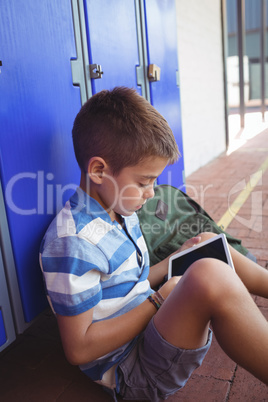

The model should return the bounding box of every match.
[40,187,152,385]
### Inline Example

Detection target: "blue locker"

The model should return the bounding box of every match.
[0,311,6,347]
[83,0,142,94]
[0,245,16,352]
[0,0,81,323]
[144,0,185,190]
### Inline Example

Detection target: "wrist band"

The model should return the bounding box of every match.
[154,290,165,305]
[148,295,160,310]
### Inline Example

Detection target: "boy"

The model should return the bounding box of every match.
[40,87,268,401]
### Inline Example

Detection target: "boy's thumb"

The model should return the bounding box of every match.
[178,236,202,253]
[191,236,202,246]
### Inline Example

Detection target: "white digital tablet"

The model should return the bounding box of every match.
[168,233,235,279]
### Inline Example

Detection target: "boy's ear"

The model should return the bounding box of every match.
[87,157,108,184]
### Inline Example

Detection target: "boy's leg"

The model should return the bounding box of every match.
[154,258,268,385]
[229,245,268,298]
[198,232,268,298]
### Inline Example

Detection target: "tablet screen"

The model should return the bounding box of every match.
[171,236,231,277]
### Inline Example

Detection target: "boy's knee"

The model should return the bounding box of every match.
[182,258,239,306]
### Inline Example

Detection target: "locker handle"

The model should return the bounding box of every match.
[90,64,103,79]
[148,64,161,82]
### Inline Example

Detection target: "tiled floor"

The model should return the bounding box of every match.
[0,115,267,401]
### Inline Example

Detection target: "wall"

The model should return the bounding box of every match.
[175,0,226,177]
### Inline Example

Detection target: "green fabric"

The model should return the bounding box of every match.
[137,185,250,266]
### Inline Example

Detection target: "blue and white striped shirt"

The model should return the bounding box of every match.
[40,187,152,384]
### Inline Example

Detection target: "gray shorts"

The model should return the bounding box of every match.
[117,318,212,401]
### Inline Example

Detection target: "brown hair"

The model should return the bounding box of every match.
[72,87,179,175]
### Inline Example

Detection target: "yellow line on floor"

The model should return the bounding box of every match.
[217,156,268,230]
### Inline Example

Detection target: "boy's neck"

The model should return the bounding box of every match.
[79,172,91,196]
[79,173,120,223]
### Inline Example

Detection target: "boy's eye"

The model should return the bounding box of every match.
[139,182,150,188]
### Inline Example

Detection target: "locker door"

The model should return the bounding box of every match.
[83,0,142,95]
[144,0,185,190]
[0,247,16,352]
[0,0,81,324]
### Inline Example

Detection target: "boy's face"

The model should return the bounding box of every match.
[98,156,168,218]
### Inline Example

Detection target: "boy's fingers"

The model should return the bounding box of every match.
[190,236,202,245]
[169,236,202,258]
[179,236,202,252]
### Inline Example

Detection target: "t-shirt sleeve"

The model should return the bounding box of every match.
[40,235,108,316]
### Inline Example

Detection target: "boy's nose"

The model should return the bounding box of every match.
[143,186,155,200]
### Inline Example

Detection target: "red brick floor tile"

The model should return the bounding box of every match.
[168,375,231,402]
[228,367,268,402]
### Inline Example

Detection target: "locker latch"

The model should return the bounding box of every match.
[90,64,103,79]
[148,64,161,82]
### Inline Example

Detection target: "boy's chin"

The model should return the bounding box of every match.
[117,209,136,217]
[116,203,145,216]
[121,211,135,217]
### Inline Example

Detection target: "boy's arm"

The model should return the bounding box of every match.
[57,277,179,366]
[148,257,170,288]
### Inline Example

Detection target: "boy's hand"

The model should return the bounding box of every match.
[159,237,202,299]
[148,236,202,289]
[157,236,202,298]
[174,236,202,255]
